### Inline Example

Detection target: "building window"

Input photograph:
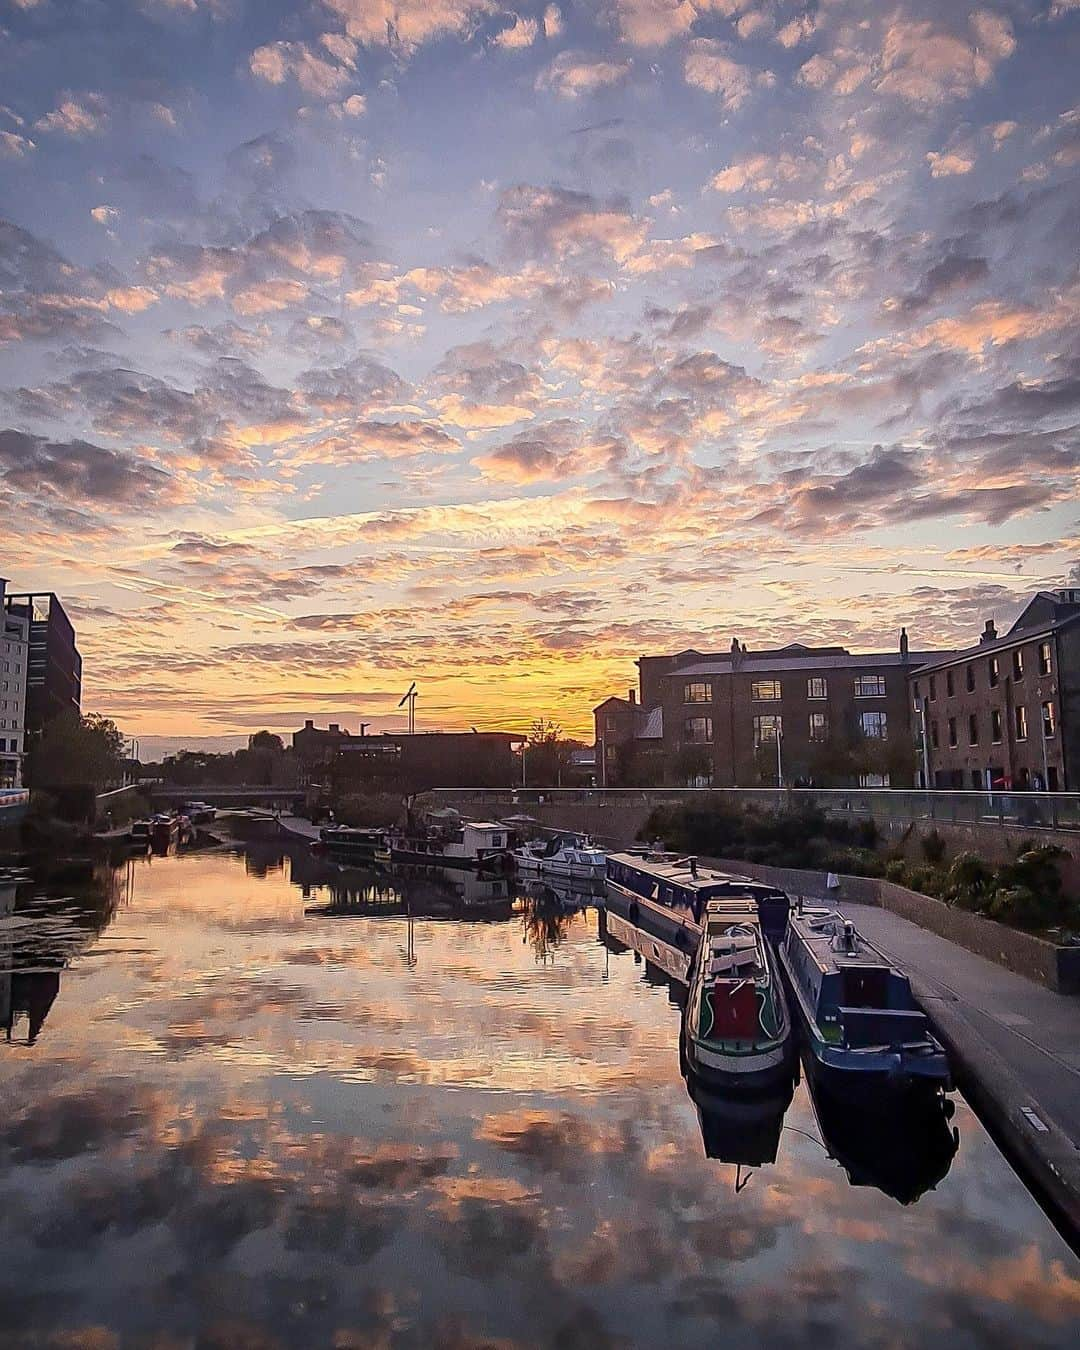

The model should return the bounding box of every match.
[751,679,781,701]
[605,744,616,761]
[1015,706,1027,741]
[930,720,939,749]
[912,681,920,700]
[684,716,713,744]
[948,717,958,747]
[965,665,975,693]
[946,670,955,697]
[1042,701,1056,738]
[684,681,711,705]
[1013,649,1024,680]
[807,677,827,700]
[971,770,983,790]
[1048,766,1059,791]
[854,675,886,698]
[604,717,617,733]
[1039,642,1052,676]
[860,711,888,740]
[968,714,978,746]
[929,676,937,701]
[809,712,828,742]
[991,709,1002,743]
[989,657,999,688]
[752,714,782,747]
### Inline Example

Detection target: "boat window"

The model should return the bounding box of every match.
[841,966,889,1008]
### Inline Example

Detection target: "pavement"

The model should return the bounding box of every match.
[831,900,1080,1246]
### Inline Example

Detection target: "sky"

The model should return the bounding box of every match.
[1,0,1078,746]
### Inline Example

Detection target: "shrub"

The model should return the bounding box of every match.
[920,829,947,865]
[943,851,995,912]
[884,859,909,884]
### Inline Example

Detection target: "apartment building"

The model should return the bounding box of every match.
[1,591,81,735]
[0,579,29,787]
[596,630,953,788]
[911,590,1080,791]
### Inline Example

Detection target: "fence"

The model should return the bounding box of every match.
[430,785,1080,832]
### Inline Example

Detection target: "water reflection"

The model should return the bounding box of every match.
[0,846,1076,1349]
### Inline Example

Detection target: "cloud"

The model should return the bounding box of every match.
[249,40,354,97]
[34,93,108,136]
[321,0,499,54]
[683,40,753,110]
[0,131,34,157]
[877,12,1016,105]
[536,51,633,98]
[494,15,538,49]
[497,184,648,262]
[0,428,185,512]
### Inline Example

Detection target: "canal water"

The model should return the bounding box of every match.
[1,844,1077,1348]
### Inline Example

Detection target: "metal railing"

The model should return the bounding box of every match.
[430,785,1080,832]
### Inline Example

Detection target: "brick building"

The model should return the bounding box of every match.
[292,722,516,791]
[910,590,1080,791]
[594,632,953,788]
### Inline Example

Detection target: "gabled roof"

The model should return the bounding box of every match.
[666,650,949,677]
[593,695,633,714]
[1008,590,1080,636]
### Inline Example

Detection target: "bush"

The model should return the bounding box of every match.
[884,859,909,884]
[943,851,995,912]
[920,829,947,865]
[335,792,404,829]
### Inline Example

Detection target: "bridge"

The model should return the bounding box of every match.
[146,784,307,811]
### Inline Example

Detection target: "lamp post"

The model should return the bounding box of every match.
[775,726,784,789]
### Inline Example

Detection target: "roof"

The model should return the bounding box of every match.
[668,650,950,678]
[911,613,1080,677]
[593,695,633,714]
[637,706,664,739]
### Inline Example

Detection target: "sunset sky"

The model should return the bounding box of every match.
[1,0,1077,747]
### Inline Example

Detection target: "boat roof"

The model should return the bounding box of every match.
[789,908,894,972]
[702,901,766,978]
[609,851,780,893]
[463,820,506,832]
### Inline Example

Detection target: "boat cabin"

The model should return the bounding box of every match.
[785,910,929,1048]
[607,852,789,940]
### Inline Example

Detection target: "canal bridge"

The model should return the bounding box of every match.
[146,784,307,812]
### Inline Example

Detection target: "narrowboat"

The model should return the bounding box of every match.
[390,820,510,871]
[681,899,795,1092]
[602,905,693,986]
[150,813,180,849]
[606,851,790,943]
[778,906,951,1098]
[317,825,389,862]
[512,832,607,882]
[129,819,153,849]
[684,1062,797,1168]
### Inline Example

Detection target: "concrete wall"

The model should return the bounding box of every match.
[704,855,1080,995]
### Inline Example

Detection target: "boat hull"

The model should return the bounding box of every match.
[516,856,606,881]
[390,846,508,871]
[777,941,951,1102]
[681,1024,797,1095]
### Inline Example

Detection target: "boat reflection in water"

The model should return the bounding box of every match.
[291,847,514,921]
[804,1068,959,1204]
[684,1062,798,1169]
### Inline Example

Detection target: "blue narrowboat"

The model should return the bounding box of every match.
[605,851,791,943]
[777,906,951,1099]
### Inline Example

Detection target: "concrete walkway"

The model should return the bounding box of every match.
[835,900,1080,1243]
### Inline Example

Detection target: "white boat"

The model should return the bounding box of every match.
[512,833,607,882]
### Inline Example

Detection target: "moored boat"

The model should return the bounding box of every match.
[390,820,510,871]
[681,899,795,1092]
[317,825,389,862]
[129,819,153,849]
[606,850,790,943]
[777,906,951,1099]
[512,832,607,882]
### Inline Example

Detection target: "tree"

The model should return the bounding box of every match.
[249,730,285,752]
[27,711,126,790]
[523,718,574,786]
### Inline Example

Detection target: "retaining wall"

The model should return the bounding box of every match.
[704,855,1080,995]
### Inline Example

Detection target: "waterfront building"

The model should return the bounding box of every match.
[910,589,1080,791]
[292,721,516,790]
[595,632,953,788]
[1,591,81,735]
[0,579,29,787]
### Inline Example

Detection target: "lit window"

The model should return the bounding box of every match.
[989,657,999,688]
[854,675,886,697]
[751,679,781,701]
[807,677,827,699]
[684,681,711,705]
[809,712,828,742]
[752,714,782,746]
[860,711,888,740]
[1013,649,1024,680]
[1039,643,1052,676]
[991,709,1002,743]
[1042,701,1056,738]
[1015,706,1027,740]
[683,716,713,744]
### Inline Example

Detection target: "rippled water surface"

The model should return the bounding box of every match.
[1,844,1078,1349]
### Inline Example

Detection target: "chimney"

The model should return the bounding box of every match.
[730,637,743,669]
[329,723,340,734]
[304,719,314,730]
[899,627,909,659]
[980,619,997,644]
[628,689,636,705]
